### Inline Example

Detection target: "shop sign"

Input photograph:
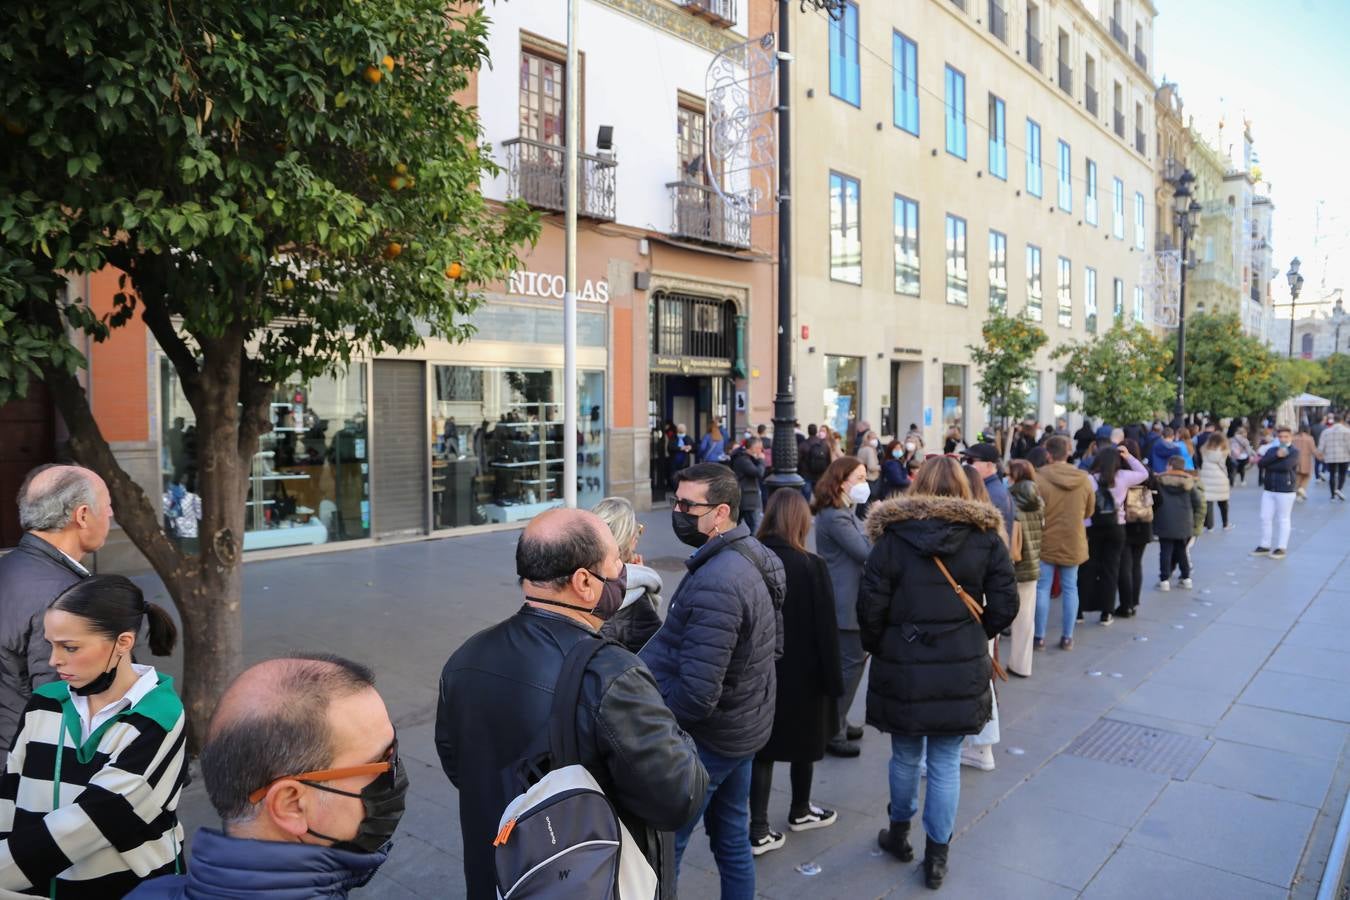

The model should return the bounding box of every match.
[651,354,733,375]
[507,269,610,303]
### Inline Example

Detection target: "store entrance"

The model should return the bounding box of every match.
[648,373,732,502]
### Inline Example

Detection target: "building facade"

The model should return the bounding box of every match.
[1185,127,1242,327]
[789,0,1157,446]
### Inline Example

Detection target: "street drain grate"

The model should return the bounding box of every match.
[1064,719,1212,779]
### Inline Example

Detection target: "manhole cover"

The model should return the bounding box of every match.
[1064,718,1211,779]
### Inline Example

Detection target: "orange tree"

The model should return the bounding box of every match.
[1177,314,1284,420]
[969,310,1048,453]
[0,1,537,747]
[1053,321,1173,426]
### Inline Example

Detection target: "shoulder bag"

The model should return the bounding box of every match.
[933,557,1008,682]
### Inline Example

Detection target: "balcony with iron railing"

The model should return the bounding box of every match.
[1113,110,1125,138]
[1058,61,1073,95]
[1027,33,1042,71]
[988,0,1007,42]
[1134,46,1148,70]
[682,0,736,27]
[1135,129,1146,155]
[1109,17,1128,50]
[666,182,751,250]
[1085,83,1098,115]
[502,138,617,222]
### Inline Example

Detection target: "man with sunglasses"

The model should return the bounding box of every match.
[128,654,404,898]
[437,507,708,899]
[639,463,785,900]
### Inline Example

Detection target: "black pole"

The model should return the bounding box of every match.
[1173,225,1189,427]
[766,0,804,493]
[1288,292,1298,358]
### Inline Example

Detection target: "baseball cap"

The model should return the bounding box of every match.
[1095,425,1113,440]
[962,442,1001,464]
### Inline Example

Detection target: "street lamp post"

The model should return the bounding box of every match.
[1333,298,1347,356]
[1169,169,1201,427]
[1287,257,1305,358]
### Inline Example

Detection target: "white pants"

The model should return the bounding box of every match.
[1008,580,1038,677]
[1260,490,1296,550]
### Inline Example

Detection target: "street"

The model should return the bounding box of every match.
[145,481,1350,899]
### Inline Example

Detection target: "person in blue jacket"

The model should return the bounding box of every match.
[1148,426,1182,473]
[878,440,912,499]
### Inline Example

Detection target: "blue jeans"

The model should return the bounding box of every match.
[1035,562,1080,640]
[889,734,964,844]
[674,745,754,900]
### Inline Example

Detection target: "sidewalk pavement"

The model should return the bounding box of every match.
[149,479,1350,899]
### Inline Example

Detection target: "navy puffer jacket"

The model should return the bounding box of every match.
[640,523,785,757]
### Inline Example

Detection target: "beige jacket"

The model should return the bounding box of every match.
[1037,462,1096,566]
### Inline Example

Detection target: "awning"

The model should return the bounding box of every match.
[1291,392,1331,407]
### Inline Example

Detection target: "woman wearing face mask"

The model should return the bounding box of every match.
[593,496,664,653]
[811,457,874,758]
[879,440,912,499]
[856,431,882,510]
[0,575,184,897]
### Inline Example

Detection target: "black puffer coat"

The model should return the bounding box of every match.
[858,495,1019,737]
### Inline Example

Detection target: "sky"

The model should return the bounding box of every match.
[1154,0,1350,316]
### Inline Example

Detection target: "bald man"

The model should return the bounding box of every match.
[128,654,405,898]
[436,508,707,900]
[0,464,112,762]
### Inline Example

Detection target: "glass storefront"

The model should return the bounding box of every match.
[431,366,604,527]
[942,364,966,431]
[824,355,861,437]
[160,360,370,552]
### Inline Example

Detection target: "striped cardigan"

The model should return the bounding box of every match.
[0,672,187,898]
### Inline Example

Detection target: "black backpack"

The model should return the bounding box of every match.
[1091,483,1117,528]
[805,441,831,478]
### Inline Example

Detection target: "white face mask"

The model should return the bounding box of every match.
[847,482,872,505]
[905,442,916,452]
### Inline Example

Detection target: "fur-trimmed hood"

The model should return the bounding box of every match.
[865,494,1005,554]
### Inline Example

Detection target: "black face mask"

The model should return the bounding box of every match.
[71,645,121,697]
[672,510,710,548]
[525,565,628,621]
[305,753,410,854]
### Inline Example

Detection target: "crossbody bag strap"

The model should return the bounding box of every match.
[932,557,1008,682]
[547,637,608,768]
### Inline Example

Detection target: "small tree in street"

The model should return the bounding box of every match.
[969,311,1048,453]
[0,2,537,746]
[1177,314,1284,420]
[1323,354,1350,410]
[1053,321,1174,426]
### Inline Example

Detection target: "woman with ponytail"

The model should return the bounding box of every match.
[0,574,185,897]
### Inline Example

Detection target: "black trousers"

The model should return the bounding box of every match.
[1081,523,1126,614]
[1159,538,1191,580]
[1328,462,1348,495]
[1231,458,1249,484]
[1117,541,1148,612]
[750,759,813,838]
[1205,500,1230,529]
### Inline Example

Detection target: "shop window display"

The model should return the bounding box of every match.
[431,366,604,527]
[160,360,370,551]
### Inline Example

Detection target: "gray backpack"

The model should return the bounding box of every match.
[492,638,657,900]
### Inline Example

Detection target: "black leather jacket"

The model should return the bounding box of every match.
[435,606,708,900]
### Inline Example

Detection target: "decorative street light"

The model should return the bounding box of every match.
[1332,297,1348,357]
[1286,257,1305,358]
[1169,168,1201,426]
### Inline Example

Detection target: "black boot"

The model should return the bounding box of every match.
[876,818,913,862]
[923,837,949,889]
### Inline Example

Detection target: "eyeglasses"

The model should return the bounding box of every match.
[669,494,716,513]
[248,739,401,805]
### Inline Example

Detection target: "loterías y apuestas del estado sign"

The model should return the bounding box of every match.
[507,269,610,303]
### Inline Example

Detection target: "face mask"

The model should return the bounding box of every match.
[306,753,409,854]
[71,645,121,697]
[847,482,872,505]
[905,442,916,452]
[672,509,710,548]
[869,439,879,448]
[891,448,904,459]
[525,565,627,621]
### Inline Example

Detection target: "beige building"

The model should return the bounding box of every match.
[1153,81,1191,253]
[789,0,1157,444]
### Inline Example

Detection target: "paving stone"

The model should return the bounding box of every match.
[1081,844,1287,900]
[1264,644,1350,684]
[1240,670,1350,722]
[1189,739,1336,808]
[1115,680,1234,727]
[1005,753,1168,827]
[956,796,1128,890]
[1283,620,1350,652]
[1213,704,1350,760]
[1146,652,1263,695]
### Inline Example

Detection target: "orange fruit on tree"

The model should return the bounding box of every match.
[364,66,383,84]
[384,242,403,260]
[382,55,395,72]
[394,162,408,175]
[445,262,463,279]
[388,175,406,191]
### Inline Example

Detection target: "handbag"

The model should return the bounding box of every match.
[1010,519,1024,563]
[933,557,1008,682]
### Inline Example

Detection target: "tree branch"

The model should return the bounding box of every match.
[141,287,204,409]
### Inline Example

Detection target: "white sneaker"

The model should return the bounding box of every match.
[1224,524,1234,531]
[1179,578,1193,590]
[1157,579,1171,592]
[960,744,996,771]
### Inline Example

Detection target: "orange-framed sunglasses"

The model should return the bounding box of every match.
[248,739,400,805]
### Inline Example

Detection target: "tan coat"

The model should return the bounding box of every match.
[1036,462,1096,566]
[1292,433,1318,476]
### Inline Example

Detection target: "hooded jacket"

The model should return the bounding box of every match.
[1009,480,1044,583]
[125,828,388,899]
[1148,439,1181,474]
[1153,472,1205,541]
[857,495,1018,736]
[729,446,765,512]
[640,523,785,757]
[599,563,664,654]
[1036,462,1096,566]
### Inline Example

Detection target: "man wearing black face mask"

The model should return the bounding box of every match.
[128,653,403,898]
[436,508,708,900]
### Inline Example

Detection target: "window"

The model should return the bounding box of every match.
[520,49,565,145]
[893,31,919,134]
[830,172,862,283]
[1134,191,1147,250]
[945,66,967,159]
[829,3,861,106]
[1025,119,1042,197]
[1085,159,1098,226]
[989,229,1008,310]
[894,194,920,295]
[1057,256,1072,328]
[1134,285,1146,322]
[946,214,968,305]
[1026,244,1043,321]
[1085,267,1098,333]
[676,104,706,182]
[1113,277,1124,320]
[1112,177,1125,239]
[1057,140,1072,212]
[988,94,1007,179]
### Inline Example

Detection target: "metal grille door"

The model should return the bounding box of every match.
[372,360,428,538]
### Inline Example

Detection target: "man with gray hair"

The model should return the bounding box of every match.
[0,464,112,760]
